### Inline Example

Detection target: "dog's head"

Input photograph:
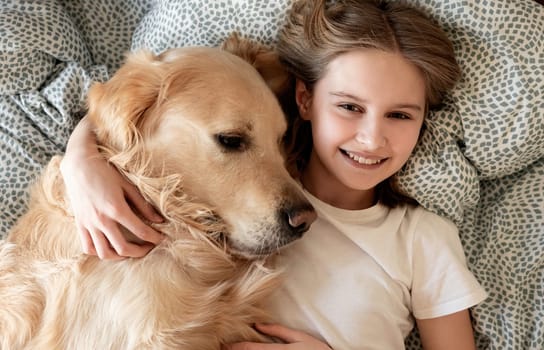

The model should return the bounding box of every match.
[85,36,315,258]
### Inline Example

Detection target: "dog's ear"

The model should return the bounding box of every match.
[86,50,165,152]
[221,33,291,98]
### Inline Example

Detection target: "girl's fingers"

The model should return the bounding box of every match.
[224,324,332,350]
[100,220,156,258]
[115,202,164,246]
[222,343,285,350]
[77,224,96,255]
[255,323,307,343]
[89,229,123,260]
[123,182,164,224]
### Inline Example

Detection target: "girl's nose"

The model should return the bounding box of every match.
[355,117,386,149]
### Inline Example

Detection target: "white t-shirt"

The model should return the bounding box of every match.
[266,190,487,350]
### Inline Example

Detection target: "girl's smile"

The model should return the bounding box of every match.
[341,149,387,167]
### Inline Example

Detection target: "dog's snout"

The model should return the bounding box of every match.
[283,204,317,238]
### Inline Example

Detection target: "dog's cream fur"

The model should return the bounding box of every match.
[0,36,315,349]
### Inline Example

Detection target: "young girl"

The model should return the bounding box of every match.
[60,0,487,348]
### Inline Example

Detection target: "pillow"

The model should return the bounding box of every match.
[131,0,292,52]
[422,0,544,179]
[0,0,119,235]
[1,0,542,349]
[131,0,542,225]
[0,0,92,94]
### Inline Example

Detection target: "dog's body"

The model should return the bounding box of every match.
[0,37,315,349]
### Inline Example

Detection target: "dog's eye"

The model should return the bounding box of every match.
[215,133,247,151]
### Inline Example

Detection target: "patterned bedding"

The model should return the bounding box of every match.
[1,0,542,348]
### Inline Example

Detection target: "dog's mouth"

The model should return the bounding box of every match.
[226,231,304,260]
[162,199,314,260]
[224,204,315,260]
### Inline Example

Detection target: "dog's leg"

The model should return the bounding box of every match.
[0,242,45,350]
[7,156,81,261]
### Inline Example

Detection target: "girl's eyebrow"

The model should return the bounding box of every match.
[330,91,360,100]
[392,103,422,112]
[330,92,423,111]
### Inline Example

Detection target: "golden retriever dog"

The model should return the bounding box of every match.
[0,35,316,349]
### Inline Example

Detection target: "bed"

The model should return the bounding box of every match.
[1,0,542,348]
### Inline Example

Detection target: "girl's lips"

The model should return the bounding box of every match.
[342,149,386,165]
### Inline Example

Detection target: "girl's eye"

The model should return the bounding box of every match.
[339,104,362,113]
[389,112,410,120]
[216,133,247,152]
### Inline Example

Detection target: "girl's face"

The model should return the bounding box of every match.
[297,49,426,209]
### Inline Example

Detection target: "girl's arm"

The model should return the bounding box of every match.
[416,309,477,350]
[60,116,164,259]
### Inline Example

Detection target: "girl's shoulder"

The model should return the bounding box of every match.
[400,204,458,235]
[395,205,463,257]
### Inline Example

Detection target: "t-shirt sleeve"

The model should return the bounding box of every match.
[410,209,487,319]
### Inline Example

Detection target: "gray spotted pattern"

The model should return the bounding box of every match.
[131,0,292,52]
[1,1,542,349]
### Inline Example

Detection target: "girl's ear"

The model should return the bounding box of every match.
[295,79,312,120]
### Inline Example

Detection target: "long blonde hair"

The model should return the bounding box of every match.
[277,0,461,207]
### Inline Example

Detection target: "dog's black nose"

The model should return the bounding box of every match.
[283,205,317,237]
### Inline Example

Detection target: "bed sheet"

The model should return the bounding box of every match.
[0,0,542,349]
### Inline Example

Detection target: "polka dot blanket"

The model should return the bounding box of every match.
[0,0,542,349]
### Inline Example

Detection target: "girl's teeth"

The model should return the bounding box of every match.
[346,151,383,165]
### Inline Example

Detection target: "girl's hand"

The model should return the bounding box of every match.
[60,117,164,259]
[223,323,332,350]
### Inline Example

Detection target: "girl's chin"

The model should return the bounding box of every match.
[333,173,379,191]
